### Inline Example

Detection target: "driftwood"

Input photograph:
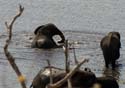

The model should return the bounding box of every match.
[4,5,26,88]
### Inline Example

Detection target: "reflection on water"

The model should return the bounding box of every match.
[103,68,120,80]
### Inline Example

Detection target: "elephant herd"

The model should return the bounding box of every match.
[31,23,121,69]
[30,23,121,88]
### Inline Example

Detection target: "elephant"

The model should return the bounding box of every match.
[29,66,65,88]
[30,66,96,88]
[31,23,65,49]
[100,31,121,69]
[94,76,119,88]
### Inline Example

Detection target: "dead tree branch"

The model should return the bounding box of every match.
[47,59,89,88]
[46,59,53,84]
[72,42,78,64]
[63,40,70,73]
[64,40,72,88]
[67,78,72,88]
[4,5,26,88]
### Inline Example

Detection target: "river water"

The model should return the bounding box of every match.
[0,0,125,88]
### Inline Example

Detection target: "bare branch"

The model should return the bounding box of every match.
[9,4,24,30]
[64,40,72,88]
[4,5,26,88]
[46,59,53,84]
[72,42,78,64]
[67,79,72,88]
[5,22,9,32]
[63,40,70,73]
[47,59,89,88]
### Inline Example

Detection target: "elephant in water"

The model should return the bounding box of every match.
[100,31,121,69]
[31,23,65,49]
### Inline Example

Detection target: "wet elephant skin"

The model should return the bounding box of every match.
[31,23,65,49]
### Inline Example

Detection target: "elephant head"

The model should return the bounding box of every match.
[100,31,121,69]
[31,23,65,49]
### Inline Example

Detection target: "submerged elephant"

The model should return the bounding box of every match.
[31,23,65,49]
[100,31,121,69]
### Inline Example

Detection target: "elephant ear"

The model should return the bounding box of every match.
[115,32,121,48]
[108,32,120,40]
[116,32,120,40]
[34,25,44,35]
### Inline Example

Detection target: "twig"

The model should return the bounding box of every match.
[72,42,78,64]
[67,79,72,88]
[63,40,70,73]
[47,59,89,88]
[4,5,26,88]
[46,59,53,84]
[63,40,72,88]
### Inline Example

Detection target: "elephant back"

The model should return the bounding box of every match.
[108,32,121,50]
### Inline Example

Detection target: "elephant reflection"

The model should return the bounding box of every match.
[31,23,65,49]
[100,31,121,69]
